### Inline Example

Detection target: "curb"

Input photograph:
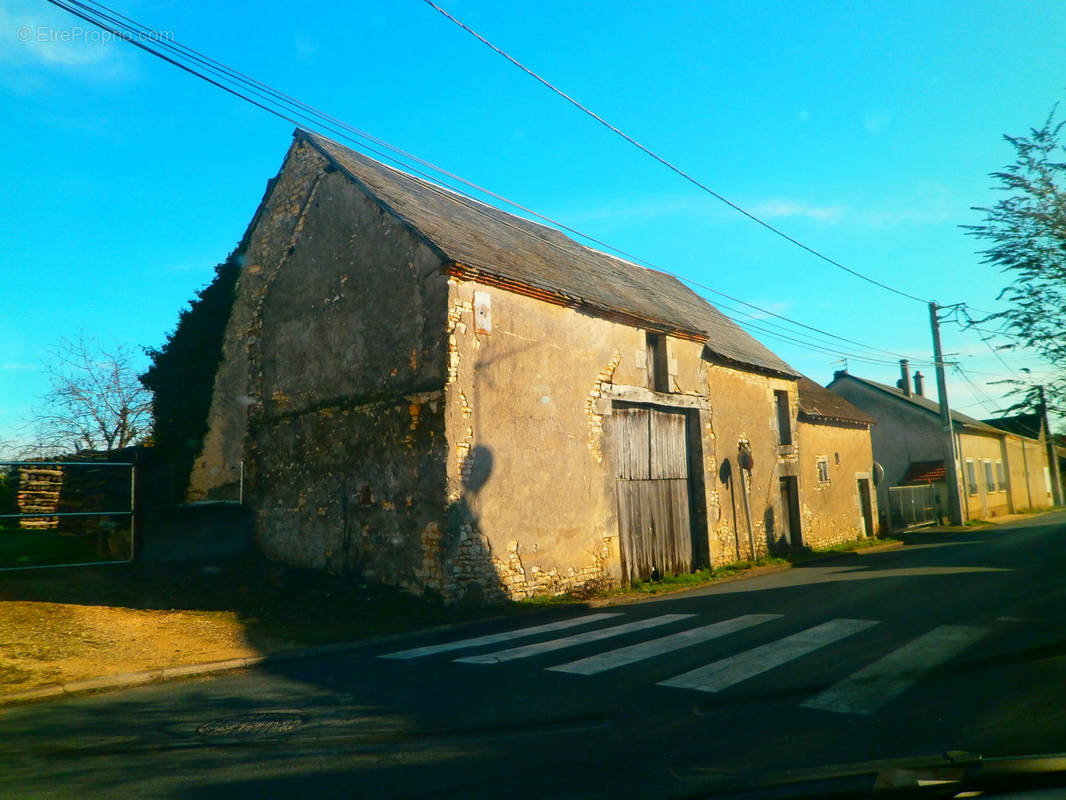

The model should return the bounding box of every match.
[0,539,911,707]
[0,610,563,708]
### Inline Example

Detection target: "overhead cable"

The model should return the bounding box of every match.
[48,0,936,370]
[423,0,932,305]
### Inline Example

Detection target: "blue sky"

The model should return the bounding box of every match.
[2,0,1065,449]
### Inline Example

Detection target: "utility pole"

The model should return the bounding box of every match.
[1037,385,1064,506]
[930,302,964,525]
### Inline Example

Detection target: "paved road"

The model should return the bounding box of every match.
[3,513,1066,798]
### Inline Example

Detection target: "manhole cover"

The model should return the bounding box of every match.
[197,712,306,737]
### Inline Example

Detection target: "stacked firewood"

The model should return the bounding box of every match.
[16,464,64,529]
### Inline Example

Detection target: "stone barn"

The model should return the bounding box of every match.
[190,129,810,601]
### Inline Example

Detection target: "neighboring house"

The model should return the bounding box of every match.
[827,369,1053,528]
[981,413,1064,509]
[795,377,879,544]
[189,129,859,602]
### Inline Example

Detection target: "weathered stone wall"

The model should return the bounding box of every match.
[797,419,877,547]
[442,278,715,599]
[244,162,451,589]
[703,365,799,563]
[191,138,454,590]
[189,138,334,501]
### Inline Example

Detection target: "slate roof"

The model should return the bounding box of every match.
[796,377,875,425]
[828,373,1005,435]
[299,130,798,378]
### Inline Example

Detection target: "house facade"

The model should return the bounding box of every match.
[189,130,873,601]
[795,378,878,544]
[828,369,1053,528]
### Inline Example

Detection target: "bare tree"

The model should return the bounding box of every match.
[29,334,153,454]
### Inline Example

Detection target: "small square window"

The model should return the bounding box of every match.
[816,456,830,484]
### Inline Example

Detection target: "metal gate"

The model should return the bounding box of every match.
[887,484,938,530]
[611,404,694,582]
[0,461,135,570]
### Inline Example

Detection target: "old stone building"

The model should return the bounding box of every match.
[795,377,878,544]
[190,129,872,601]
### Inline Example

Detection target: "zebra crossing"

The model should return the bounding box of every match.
[381,611,989,715]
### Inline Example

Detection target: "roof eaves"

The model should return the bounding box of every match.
[798,410,873,427]
[445,261,711,343]
[702,347,801,380]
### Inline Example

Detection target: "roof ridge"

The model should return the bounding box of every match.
[831,373,1002,432]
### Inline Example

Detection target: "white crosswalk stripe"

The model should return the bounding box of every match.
[384,611,991,716]
[800,624,988,714]
[454,614,696,664]
[548,614,782,676]
[658,618,878,693]
[379,613,623,659]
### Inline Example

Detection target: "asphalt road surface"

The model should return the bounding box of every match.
[4,513,1066,799]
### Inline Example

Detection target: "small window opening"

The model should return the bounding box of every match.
[646,332,670,393]
[775,390,792,445]
[816,456,830,484]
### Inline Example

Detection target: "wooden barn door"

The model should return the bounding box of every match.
[612,404,694,582]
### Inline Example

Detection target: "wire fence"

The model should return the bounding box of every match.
[0,461,135,570]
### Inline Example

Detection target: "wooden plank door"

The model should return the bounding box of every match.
[612,405,693,582]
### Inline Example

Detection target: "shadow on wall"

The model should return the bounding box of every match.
[718,458,742,561]
[765,508,790,555]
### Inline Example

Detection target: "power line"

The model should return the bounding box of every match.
[958,306,1022,378]
[423,0,932,305]
[49,0,937,371]
[952,364,1003,415]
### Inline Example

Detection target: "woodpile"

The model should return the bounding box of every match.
[15,464,63,529]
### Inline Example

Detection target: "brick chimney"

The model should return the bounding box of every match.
[913,370,925,396]
[898,359,911,397]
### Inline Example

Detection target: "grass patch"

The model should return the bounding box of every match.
[519,536,905,605]
[624,557,790,595]
[788,535,901,564]
[0,526,132,569]
[517,555,791,605]
[0,554,543,652]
